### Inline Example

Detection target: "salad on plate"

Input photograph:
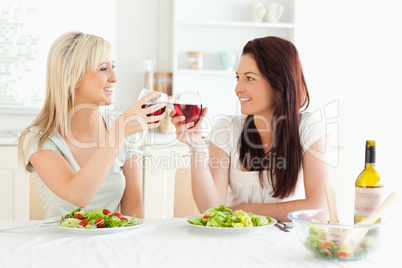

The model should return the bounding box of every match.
[61,208,139,229]
[187,204,274,228]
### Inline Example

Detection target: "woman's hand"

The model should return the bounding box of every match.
[121,92,167,138]
[169,107,208,146]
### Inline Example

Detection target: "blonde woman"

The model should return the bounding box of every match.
[18,32,166,219]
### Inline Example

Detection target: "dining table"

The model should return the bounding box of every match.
[0,217,398,268]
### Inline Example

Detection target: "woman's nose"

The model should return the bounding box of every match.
[109,69,117,83]
[235,82,243,96]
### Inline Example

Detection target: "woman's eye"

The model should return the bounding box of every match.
[235,76,239,81]
[247,76,255,81]
[112,65,116,69]
[100,68,107,71]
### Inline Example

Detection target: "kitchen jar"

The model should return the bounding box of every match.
[144,58,155,90]
[154,72,172,95]
[186,51,205,70]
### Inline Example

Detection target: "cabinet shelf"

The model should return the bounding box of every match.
[178,21,294,29]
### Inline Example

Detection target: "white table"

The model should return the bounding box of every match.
[0,218,397,267]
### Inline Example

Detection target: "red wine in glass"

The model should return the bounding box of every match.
[142,104,166,116]
[173,103,202,125]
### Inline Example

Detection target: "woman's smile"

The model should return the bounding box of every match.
[103,86,114,95]
[239,97,252,105]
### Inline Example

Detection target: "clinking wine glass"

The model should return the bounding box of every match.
[130,88,167,157]
[173,91,205,157]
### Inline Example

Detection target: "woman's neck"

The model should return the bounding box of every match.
[68,106,105,142]
[252,112,274,153]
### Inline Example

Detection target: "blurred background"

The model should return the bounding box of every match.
[1,0,401,219]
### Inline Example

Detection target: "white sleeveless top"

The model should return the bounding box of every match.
[205,112,325,206]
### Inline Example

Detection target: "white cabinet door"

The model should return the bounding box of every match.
[143,143,190,219]
[0,146,29,220]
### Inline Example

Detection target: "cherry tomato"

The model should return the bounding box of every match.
[103,209,111,215]
[334,252,351,258]
[121,217,128,221]
[94,218,105,228]
[80,219,89,227]
[319,242,332,249]
[74,213,84,220]
[203,215,211,220]
[112,212,123,219]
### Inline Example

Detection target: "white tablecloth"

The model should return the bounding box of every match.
[0,218,398,268]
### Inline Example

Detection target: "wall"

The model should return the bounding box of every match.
[295,0,402,211]
[114,0,172,111]
[1,0,400,214]
[0,0,171,133]
[0,0,117,134]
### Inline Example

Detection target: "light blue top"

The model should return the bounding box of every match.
[23,109,141,219]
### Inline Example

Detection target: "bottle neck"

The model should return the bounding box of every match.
[365,146,376,168]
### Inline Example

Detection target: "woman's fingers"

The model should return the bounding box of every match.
[195,106,208,127]
[200,107,208,119]
[138,91,160,104]
[169,109,177,118]
[171,115,186,126]
[175,122,194,136]
[141,102,167,115]
[146,113,166,124]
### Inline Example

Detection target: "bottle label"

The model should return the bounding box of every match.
[354,187,383,212]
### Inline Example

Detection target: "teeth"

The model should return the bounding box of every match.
[240,98,251,102]
[103,87,113,93]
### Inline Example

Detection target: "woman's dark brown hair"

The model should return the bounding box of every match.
[238,36,310,199]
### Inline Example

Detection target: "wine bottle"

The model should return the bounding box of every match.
[354,140,383,223]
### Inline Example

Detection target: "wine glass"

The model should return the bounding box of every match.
[130,88,167,157]
[173,91,205,157]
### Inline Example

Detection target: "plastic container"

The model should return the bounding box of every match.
[186,51,205,70]
[154,72,172,95]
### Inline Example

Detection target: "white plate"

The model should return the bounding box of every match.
[58,216,145,234]
[184,214,277,232]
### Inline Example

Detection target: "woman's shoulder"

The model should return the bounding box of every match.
[299,111,324,130]
[99,107,122,129]
[299,111,326,151]
[210,114,245,130]
[206,115,245,153]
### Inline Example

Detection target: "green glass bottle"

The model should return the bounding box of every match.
[354,140,383,223]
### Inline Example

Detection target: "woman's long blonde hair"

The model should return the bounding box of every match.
[18,31,113,170]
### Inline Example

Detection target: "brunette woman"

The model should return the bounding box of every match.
[170,36,330,221]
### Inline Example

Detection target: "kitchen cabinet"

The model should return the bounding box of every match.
[171,0,296,122]
[0,145,29,220]
[143,138,190,219]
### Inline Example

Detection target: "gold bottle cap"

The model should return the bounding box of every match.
[366,140,375,147]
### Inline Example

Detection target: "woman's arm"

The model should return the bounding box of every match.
[120,154,144,218]
[191,141,231,213]
[29,92,166,208]
[170,107,231,213]
[230,136,330,222]
[30,120,127,208]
